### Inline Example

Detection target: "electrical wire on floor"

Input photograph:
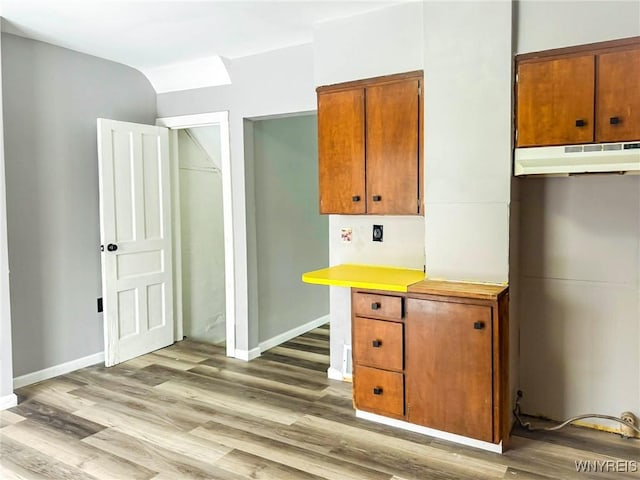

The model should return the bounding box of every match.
[513,390,640,437]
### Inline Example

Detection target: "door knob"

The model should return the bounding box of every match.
[107,244,118,252]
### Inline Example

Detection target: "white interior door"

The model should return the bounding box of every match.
[97,119,174,367]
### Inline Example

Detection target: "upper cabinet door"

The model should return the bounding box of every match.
[317,88,366,214]
[366,79,420,215]
[517,55,595,147]
[596,48,640,143]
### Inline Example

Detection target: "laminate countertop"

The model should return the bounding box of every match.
[301,264,425,292]
[302,264,508,298]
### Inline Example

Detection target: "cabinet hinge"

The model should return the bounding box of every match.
[515,129,518,141]
[515,73,519,83]
[418,85,421,96]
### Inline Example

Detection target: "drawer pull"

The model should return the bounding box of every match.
[372,339,382,348]
[352,195,361,202]
[610,116,620,125]
[372,195,382,202]
[474,321,485,330]
[575,119,586,127]
[373,387,383,395]
[371,302,381,310]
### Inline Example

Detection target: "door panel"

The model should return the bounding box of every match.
[405,298,493,442]
[596,48,640,142]
[517,55,595,147]
[98,119,174,366]
[366,79,420,215]
[317,89,366,214]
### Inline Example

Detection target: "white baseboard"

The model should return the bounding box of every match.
[0,393,17,410]
[234,314,330,362]
[356,410,503,454]
[327,366,344,381]
[13,351,105,389]
[259,314,330,353]
[234,347,261,361]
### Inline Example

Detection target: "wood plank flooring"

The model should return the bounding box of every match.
[1,324,638,479]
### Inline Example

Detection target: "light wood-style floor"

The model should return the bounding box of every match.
[1,324,638,479]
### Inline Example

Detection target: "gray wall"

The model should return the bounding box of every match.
[2,33,157,377]
[251,115,328,343]
[0,31,16,404]
[516,1,640,426]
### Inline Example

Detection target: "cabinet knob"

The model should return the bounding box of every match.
[352,195,361,202]
[371,302,381,310]
[610,116,620,125]
[575,119,586,127]
[473,321,485,330]
[372,339,382,348]
[373,387,383,395]
[372,195,382,202]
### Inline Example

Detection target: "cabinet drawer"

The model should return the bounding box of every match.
[354,365,404,418]
[353,292,403,320]
[353,317,403,371]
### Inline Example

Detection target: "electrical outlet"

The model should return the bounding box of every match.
[620,411,638,438]
[372,225,383,242]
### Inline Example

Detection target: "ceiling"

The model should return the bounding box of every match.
[0,0,402,91]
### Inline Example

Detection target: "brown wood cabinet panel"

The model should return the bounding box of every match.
[317,88,366,214]
[354,365,404,418]
[366,79,420,214]
[405,298,493,442]
[353,292,403,321]
[596,48,640,142]
[353,317,403,371]
[517,55,595,147]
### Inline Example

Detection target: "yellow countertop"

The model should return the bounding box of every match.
[301,264,426,292]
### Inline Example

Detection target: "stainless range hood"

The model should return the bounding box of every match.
[514,141,640,176]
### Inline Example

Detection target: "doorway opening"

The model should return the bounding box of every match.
[157,112,235,357]
[176,127,225,345]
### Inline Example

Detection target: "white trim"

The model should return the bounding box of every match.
[355,410,504,454]
[156,111,236,357]
[0,393,17,410]
[235,347,261,362]
[259,315,329,353]
[156,112,228,129]
[13,352,105,389]
[168,129,184,342]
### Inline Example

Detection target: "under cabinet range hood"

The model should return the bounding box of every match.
[514,142,640,176]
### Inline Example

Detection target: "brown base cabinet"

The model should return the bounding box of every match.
[351,281,509,449]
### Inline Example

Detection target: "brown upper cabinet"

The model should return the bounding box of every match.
[516,37,640,147]
[317,71,423,215]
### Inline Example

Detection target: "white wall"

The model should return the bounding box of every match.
[0,30,16,409]
[313,2,426,375]
[2,33,157,378]
[516,0,640,428]
[178,128,226,344]
[423,1,512,283]
[157,44,316,355]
